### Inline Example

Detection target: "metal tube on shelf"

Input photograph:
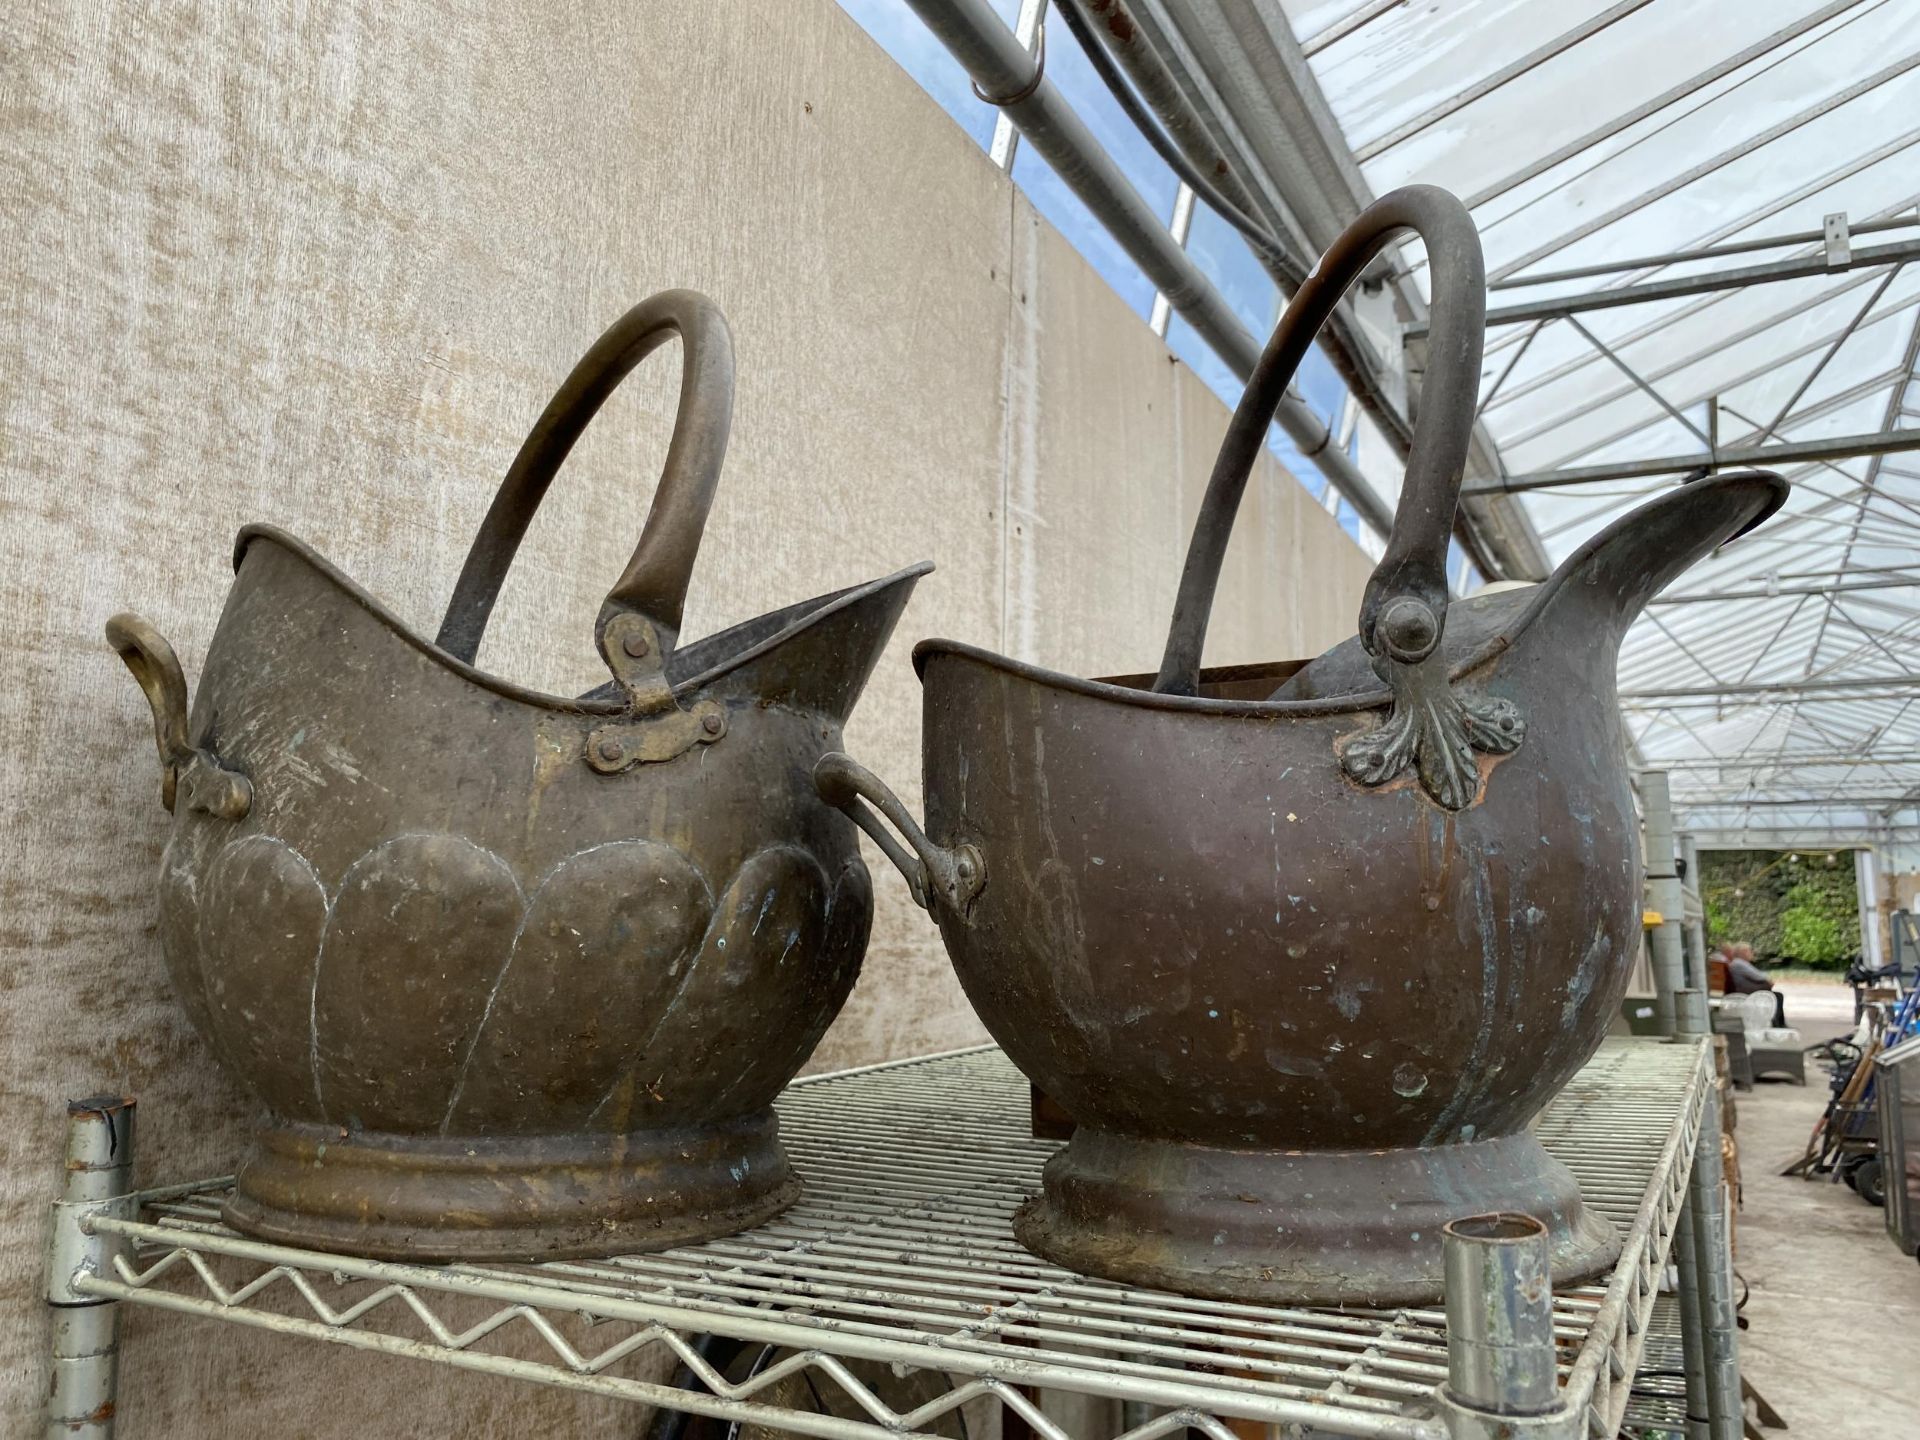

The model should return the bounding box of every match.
[46,1309,119,1438]
[1437,1215,1580,1439]
[1647,799,1723,1438]
[45,1096,135,1440]
[1673,831,1715,1440]
[1651,918,1689,1039]
[1442,1214,1557,1413]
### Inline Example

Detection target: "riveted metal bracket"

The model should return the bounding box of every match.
[600,612,677,715]
[1823,211,1851,268]
[1341,650,1525,810]
[585,701,727,773]
[812,752,986,918]
[585,611,728,772]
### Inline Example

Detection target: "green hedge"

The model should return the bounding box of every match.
[1699,849,1860,969]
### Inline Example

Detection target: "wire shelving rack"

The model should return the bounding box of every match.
[47,1038,1712,1440]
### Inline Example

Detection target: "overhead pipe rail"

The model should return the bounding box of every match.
[1648,752,1920,770]
[1466,426,1920,495]
[900,0,1562,582]
[899,0,1397,539]
[1650,573,1920,605]
[1681,827,1920,846]
[1445,212,1920,493]
[1666,802,1920,814]
[1101,0,1548,580]
[1620,672,1920,700]
[1409,235,1920,336]
[1488,212,1920,292]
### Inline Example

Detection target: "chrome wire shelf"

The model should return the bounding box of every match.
[1619,1295,1689,1437]
[61,1038,1708,1440]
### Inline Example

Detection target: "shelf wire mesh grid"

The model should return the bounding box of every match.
[1619,1295,1688,1437]
[76,1037,1708,1440]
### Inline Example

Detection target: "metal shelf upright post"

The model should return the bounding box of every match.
[45,1096,135,1438]
[1642,769,1742,1439]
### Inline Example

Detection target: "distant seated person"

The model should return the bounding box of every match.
[1723,943,1786,1027]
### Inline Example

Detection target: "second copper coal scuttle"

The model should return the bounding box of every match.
[817,188,1787,1305]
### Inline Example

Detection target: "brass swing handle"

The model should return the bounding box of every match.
[1153,185,1486,693]
[434,290,735,768]
[104,614,251,820]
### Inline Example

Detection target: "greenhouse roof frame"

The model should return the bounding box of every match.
[847,0,1920,846]
[1276,0,1920,845]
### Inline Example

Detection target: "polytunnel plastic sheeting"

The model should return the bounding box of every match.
[1289,0,1920,834]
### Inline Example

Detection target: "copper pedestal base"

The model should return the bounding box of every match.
[224,1109,798,1263]
[1015,1125,1619,1306]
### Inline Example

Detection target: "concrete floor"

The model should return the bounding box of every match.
[1728,981,1920,1437]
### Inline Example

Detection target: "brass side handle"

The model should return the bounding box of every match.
[105,614,251,820]
[813,752,983,917]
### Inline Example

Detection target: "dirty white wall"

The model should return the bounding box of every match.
[0,0,1377,1432]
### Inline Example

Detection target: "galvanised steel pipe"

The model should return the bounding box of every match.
[1681,835,1709,983]
[45,1097,135,1440]
[1442,1214,1558,1411]
[1676,988,1742,1439]
[899,0,1396,538]
[1669,1191,1713,1438]
[1451,236,1920,333]
[1114,0,1547,584]
[1490,213,1920,291]
[1665,958,1712,1438]
[1652,819,1725,1428]
[1622,672,1920,700]
[1059,0,1429,463]
[1643,771,1686,1038]
[1651,575,1920,605]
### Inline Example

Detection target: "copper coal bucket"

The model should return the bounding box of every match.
[108,291,927,1261]
[815,189,1786,1304]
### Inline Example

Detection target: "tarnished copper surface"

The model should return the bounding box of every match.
[819,190,1787,1304]
[108,291,926,1261]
